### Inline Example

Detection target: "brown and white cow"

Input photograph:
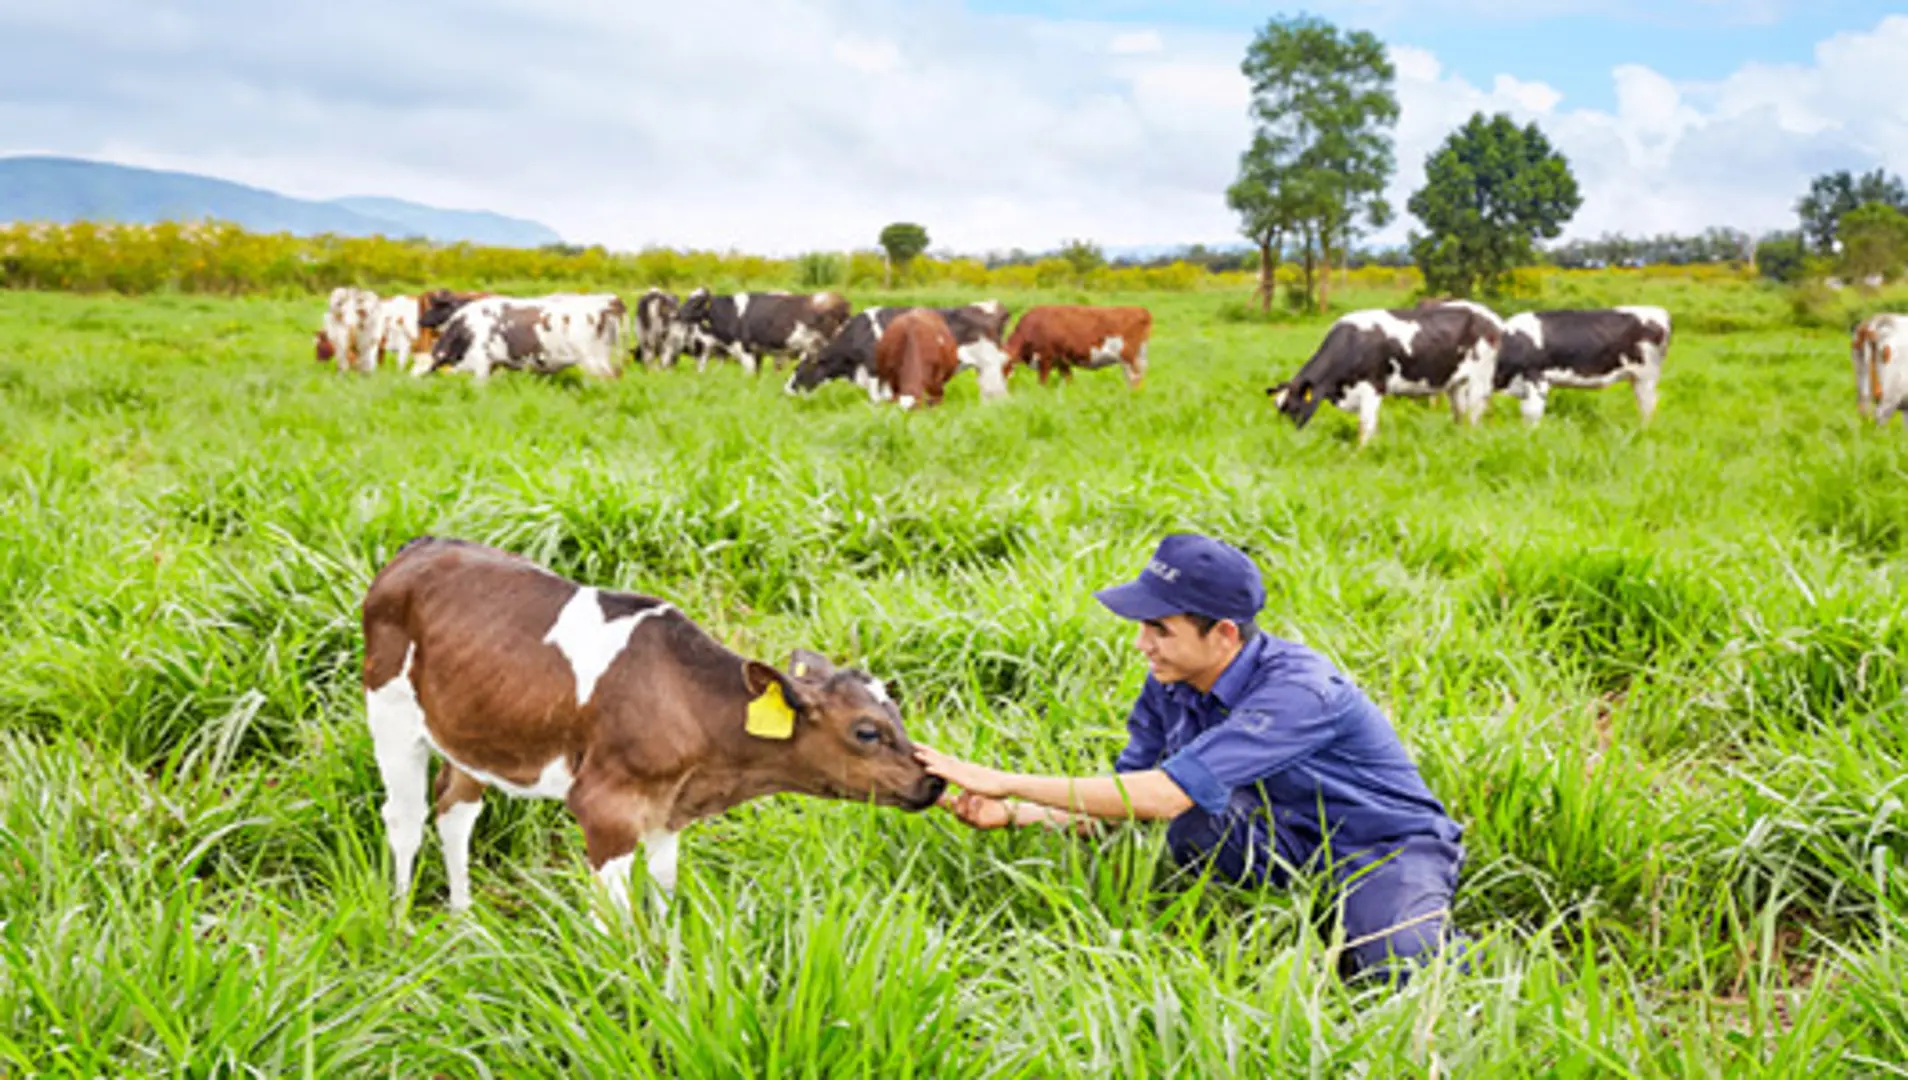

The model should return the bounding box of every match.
[633,288,683,369]
[323,287,383,374]
[785,300,1013,401]
[1852,313,1907,425]
[1268,302,1503,447]
[1494,306,1672,424]
[1003,305,1153,389]
[673,289,853,375]
[428,294,628,380]
[362,537,943,916]
[872,309,962,410]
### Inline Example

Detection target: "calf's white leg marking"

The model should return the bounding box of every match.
[438,799,484,911]
[366,645,431,904]
[544,588,674,706]
[596,852,637,919]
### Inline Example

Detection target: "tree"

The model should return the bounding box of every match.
[1233,15,1398,312]
[1796,169,1907,254]
[1057,238,1105,279]
[877,222,930,285]
[1406,112,1581,298]
[1752,231,1808,284]
[1226,132,1306,311]
[1837,203,1908,283]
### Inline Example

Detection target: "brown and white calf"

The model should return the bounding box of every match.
[872,309,961,410]
[361,537,943,915]
[1003,305,1154,389]
[1853,313,1908,425]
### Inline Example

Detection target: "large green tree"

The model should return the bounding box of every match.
[1838,202,1908,282]
[877,222,930,285]
[1797,169,1908,255]
[1407,112,1581,298]
[1230,15,1397,312]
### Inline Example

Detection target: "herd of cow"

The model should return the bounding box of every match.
[316,285,1153,410]
[315,286,1908,444]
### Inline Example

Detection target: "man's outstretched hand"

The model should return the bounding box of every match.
[914,745,1011,798]
[937,789,1015,830]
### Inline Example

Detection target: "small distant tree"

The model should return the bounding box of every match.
[1753,231,1808,283]
[1797,169,1908,254]
[1058,238,1105,279]
[1838,203,1908,283]
[877,222,930,286]
[1407,112,1581,298]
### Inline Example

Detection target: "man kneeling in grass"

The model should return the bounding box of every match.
[915,533,1467,983]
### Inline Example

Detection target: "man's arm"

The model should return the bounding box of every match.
[917,746,1194,823]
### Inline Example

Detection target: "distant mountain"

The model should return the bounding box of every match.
[0,155,563,248]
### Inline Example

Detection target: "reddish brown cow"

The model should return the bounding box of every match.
[873,309,961,409]
[1004,305,1153,389]
[361,537,942,916]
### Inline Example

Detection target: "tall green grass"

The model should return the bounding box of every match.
[1,286,1905,1075]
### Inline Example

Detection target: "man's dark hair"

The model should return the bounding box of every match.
[1187,613,1259,642]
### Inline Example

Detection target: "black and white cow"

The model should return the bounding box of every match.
[428,294,628,381]
[1493,306,1671,424]
[1267,301,1503,447]
[633,288,682,369]
[784,300,1013,401]
[672,289,852,375]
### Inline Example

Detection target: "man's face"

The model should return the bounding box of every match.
[1133,614,1235,686]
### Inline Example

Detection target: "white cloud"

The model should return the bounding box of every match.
[833,36,902,76]
[1381,14,1908,243]
[1,2,1904,253]
[1109,30,1164,55]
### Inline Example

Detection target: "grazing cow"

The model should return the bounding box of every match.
[323,287,383,374]
[361,537,943,915]
[372,296,425,375]
[1494,306,1671,424]
[1853,313,1908,425]
[429,294,628,380]
[871,310,962,410]
[1267,302,1503,447]
[633,288,685,369]
[785,300,1013,401]
[673,289,853,375]
[313,331,336,364]
[1003,305,1153,389]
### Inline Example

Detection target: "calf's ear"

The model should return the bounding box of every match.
[742,660,817,740]
[787,648,835,682]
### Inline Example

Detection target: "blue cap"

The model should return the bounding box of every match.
[1094,534,1266,624]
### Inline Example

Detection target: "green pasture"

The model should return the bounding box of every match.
[1,281,1905,1076]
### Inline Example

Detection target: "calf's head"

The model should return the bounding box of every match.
[742,649,944,810]
[314,331,335,363]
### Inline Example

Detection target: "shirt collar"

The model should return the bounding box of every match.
[1207,632,1267,709]
[1161,632,1268,711]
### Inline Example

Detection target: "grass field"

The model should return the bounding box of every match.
[2,280,1907,1076]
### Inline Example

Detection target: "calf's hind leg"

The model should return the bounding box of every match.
[364,650,432,906]
[433,765,487,912]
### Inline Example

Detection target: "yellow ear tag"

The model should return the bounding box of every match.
[746,681,796,740]
[793,661,809,677]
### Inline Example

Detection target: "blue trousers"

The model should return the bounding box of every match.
[1167,811,1465,982]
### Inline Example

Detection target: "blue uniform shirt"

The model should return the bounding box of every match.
[1117,633,1462,855]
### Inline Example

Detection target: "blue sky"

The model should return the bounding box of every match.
[2,1,1904,252]
[968,1,1902,112]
